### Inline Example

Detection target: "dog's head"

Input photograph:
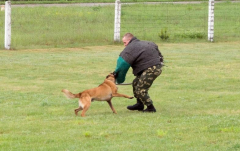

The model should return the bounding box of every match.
[106,73,116,82]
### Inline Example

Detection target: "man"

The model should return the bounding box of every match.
[114,33,163,112]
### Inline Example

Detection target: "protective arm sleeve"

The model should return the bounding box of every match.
[114,56,130,84]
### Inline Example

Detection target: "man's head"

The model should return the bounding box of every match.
[122,33,134,47]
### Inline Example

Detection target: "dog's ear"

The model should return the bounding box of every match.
[106,73,113,79]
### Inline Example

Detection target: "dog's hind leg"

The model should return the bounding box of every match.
[81,104,90,117]
[107,100,117,114]
[80,96,91,117]
[74,98,84,116]
[74,107,83,116]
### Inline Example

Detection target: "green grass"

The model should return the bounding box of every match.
[0,42,240,150]
[0,2,240,49]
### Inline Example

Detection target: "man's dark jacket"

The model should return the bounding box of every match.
[115,37,163,83]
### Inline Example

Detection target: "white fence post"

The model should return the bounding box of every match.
[114,0,121,42]
[208,0,214,42]
[5,0,11,50]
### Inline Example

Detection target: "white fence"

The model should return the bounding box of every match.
[1,0,240,49]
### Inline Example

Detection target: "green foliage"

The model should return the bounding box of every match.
[159,28,170,40]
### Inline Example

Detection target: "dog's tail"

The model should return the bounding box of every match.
[62,89,81,99]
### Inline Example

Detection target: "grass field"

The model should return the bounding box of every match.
[0,42,240,150]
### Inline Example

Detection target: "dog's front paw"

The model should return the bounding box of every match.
[129,97,134,99]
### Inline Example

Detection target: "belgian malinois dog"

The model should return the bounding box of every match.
[62,73,133,117]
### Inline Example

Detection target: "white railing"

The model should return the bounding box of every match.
[208,0,214,42]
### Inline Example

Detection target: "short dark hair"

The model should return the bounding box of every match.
[123,33,134,40]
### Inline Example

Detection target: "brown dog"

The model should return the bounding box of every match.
[62,73,134,117]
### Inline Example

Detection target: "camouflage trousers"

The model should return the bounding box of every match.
[132,64,162,106]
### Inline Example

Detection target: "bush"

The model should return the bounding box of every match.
[158,28,169,41]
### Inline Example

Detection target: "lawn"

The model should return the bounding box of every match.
[0,42,240,150]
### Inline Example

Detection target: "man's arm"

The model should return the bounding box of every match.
[154,44,164,63]
[114,56,130,84]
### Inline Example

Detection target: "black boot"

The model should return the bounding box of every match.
[127,99,144,111]
[143,104,156,112]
